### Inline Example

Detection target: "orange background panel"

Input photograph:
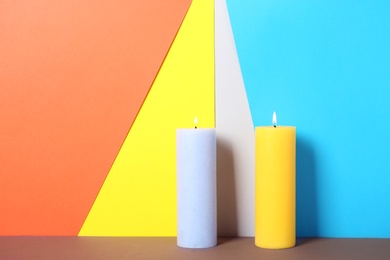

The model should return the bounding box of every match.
[0,0,191,235]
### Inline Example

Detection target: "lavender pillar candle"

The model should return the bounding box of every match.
[176,128,217,248]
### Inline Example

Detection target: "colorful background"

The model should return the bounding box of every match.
[2,0,390,238]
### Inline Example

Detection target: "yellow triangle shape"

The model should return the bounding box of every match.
[79,0,214,236]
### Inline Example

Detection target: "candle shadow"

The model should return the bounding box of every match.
[296,136,319,242]
[216,137,238,238]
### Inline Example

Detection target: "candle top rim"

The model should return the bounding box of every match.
[255,125,295,129]
[177,128,216,130]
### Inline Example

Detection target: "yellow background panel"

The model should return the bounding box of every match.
[79,0,214,236]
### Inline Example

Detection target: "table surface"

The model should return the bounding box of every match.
[1,237,390,259]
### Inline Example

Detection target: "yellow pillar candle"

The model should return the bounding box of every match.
[255,112,296,249]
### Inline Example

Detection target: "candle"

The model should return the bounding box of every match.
[176,118,217,248]
[255,112,296,249]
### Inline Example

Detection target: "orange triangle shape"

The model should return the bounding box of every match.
[0,0,191,235]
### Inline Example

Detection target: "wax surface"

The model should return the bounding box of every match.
[176,129,217,248]
[255,126,296,249]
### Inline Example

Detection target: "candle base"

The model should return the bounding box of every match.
[177,239,217,249]
[255,239,296,249]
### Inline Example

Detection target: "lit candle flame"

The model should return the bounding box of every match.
[194,117,198,129]
[272,111,277,127]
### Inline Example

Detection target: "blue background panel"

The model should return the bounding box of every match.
[227,0,390,237]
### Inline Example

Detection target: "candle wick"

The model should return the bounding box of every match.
[273,125,276,128]
[195,126,197,129]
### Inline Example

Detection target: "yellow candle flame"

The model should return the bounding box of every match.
[272,111,277,126]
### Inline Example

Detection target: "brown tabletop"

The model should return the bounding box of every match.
[1,237,390,259]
